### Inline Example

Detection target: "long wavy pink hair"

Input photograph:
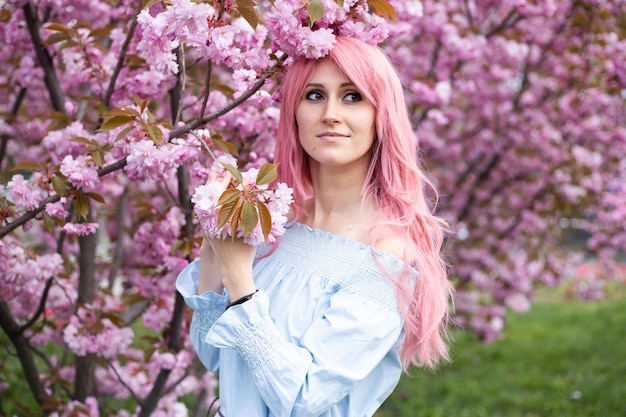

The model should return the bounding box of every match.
[274,36,453,370]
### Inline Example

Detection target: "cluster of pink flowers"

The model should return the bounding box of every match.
[7,173,47,211]
[63,306,134,359]
[265,0,390,59]
[0,236,64,303]
[192,155,293,246]
[60,155,100,191]
[50,396,99,417]
[62,222,99,236]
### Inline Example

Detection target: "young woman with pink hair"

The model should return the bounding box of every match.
[177,36,453,416]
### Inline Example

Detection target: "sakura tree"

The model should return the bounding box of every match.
[0,0,624,415]
[384,0,626,342]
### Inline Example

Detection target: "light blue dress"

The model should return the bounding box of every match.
[176,222,411,417]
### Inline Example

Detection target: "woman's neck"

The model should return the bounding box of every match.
[301,160,378,241]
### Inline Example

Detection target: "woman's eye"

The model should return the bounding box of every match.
[305,91,324,101]
[344,92,363,102]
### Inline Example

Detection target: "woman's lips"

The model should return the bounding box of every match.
[317,132,348,141]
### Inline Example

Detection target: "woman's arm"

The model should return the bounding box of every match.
[206,288,404,417]
[202,236,257,300]
[178,236,259,371]
[176,259,229,372]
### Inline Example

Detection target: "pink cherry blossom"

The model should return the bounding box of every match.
[62,223,99,235]
[7,173,48,211]
[60,155,100,191]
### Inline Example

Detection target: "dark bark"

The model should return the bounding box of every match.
[103,0,143,108]
[0,301,54,413]
[137,46,188,417]
[22,2,66,114]
[73,206,97,401]
[0,87,27,171]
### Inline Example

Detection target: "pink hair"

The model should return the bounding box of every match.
[274,37,453,370]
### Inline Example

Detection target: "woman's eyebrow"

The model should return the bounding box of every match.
[305,82,357,88]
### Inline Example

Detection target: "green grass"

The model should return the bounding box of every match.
[376,283,626,417]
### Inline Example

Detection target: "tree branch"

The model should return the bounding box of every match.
[456,150,505,223]
[0,301,54,413]
[73,204,97,401]
[22,2,66,113]
[108,187,129,287]
[137,47,193,417]
[0,87,27,171]
[137,369,172,417]
[199,59,213,120]
[172,46,185,125]
[103,0,143,108]
[15,277,55,335]
[485,8,523,38]
[169,54,286,138]
[106,360,143,406]
[0,194,60,239]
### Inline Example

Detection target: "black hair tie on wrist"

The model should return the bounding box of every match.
[226,290,258,309]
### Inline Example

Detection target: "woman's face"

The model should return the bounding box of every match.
[295,59,376,172]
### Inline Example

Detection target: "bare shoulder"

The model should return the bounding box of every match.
[373,231,406,261]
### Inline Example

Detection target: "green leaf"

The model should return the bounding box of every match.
[133,94,148,113]
[183,237,195,257]
[102,108,136,118]
[257,200,272,241]
[213,138,239,157]
[222,163,244,184]
[44,32,71,46]
[147,125,163,145]
[75,193,89,220]
[115,125,135,142]
[170,239,183,255]
[44,216,56,233]
[125,54,147,69]
[0,9,11,24]
[103,312,124,327]
[142,0,160,9]
[212,83,236,96]
[97,115,134,132]
[57,40,78,51]
[217,199,239,231]
[230,203,243,238]
[134,201,155,218]
[368,0,397,20]
[85,192,106,204]
[89,26,111,38]
[218,188,242,207]
[236,0,258,29]
[51,175,68,196]
[91,150,104,167]
[9,161,41,172]
[45,23,72,34]
[256,162,278,186]
[70,136,95,146]
[306,0,325,27]
[241,202,258,237]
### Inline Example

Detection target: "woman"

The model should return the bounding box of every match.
[176,36,453,416]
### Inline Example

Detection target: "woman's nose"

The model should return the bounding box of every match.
[321,100,340,124]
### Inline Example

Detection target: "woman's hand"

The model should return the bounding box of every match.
[203,236,257,301]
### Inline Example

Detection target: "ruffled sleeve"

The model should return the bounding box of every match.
[206,285,403,417]
[175,259,229,372]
